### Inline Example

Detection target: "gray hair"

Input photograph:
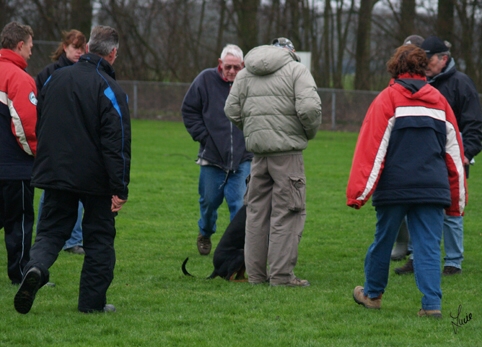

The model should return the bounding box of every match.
[1,21,33,49]
[220,44,243,62]
[437,40,452,59]
[87,25,119,57]
[437,51,451,59]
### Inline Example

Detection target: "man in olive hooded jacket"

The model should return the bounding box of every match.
[225,38,321,286]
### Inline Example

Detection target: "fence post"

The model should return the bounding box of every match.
[331,90,336,130]
[133,81,138,118]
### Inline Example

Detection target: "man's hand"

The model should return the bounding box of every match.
[111,195,127,212]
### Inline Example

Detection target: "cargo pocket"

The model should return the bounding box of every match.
[288,176,306,212]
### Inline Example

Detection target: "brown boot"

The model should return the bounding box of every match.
[270,277,310,287]
[442,266,461,276]
[418,309,442,319]
[394,259,413,275]
[196,233,212,255]
[353,286,382,309]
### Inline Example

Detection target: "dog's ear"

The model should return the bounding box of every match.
[182,257,194,277]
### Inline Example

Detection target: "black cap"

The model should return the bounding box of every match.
[272,37,295,52]
[403,35,424,47]
[421,36,449,58]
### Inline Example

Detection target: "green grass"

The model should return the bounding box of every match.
[1,120,481,346]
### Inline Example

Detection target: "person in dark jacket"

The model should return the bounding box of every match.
[395,36,482,276]
[347,44,466,318]
[181,44,252,256]
[14,25,131,314]
[0,21,36,285]
[35,29,87,255]
[35,29,85,92]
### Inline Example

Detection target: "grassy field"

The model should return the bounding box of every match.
[1,119,481,346]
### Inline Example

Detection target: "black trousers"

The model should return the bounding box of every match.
[0,180,34,284]
[26,189,116,312]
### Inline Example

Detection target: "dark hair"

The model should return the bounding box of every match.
[1,21,34,49]
[87,25,119,56]
[51,29,86,61]
[386,44,428,78]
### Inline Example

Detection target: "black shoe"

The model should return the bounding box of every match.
[64,245,85,255]
[394,259,414,275]
[443,266,461,276]
[196,233,212,255]
[14,267,42,314]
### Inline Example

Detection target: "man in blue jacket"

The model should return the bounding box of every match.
[14,25,131,314]
[182,44,252,255]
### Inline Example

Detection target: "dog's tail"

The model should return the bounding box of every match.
[182,257,194,277]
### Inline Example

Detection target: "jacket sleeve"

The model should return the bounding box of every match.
[181,75,209,144]
[9,72,37,156]
[346,90,394,209]
[100,85,131,200]
[444,103,468,216]
[456,78,482,161]
[224,78,243,130]
[293,65,322,140]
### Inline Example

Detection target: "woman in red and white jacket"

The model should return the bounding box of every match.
[346,44,467,318]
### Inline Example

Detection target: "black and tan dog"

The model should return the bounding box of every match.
[182,205,246,281]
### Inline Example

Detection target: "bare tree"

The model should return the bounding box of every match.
[0,0,16,30]
[232,0,260,52]
[317,0,331,88]
[454,0,477,82]
[354,0,378,90]
[286,0,301,49]
[436,0,454,44]
[399,0,416,40]
[215,0,228,58]
[71,0,93,35]
[333,0,356,89]
[16,0,482,93]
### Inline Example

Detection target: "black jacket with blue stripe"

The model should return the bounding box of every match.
[32,53,131,200]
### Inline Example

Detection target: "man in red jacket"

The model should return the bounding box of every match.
[0,21,37,285]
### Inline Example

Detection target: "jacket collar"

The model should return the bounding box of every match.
[0,48,28,70]
[78,52,116,79]
[392,73,427,94]
[427,57,456,84]
[58,52,74,67]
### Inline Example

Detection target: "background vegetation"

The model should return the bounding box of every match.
[2,0,482,91]
[1,120,480,346]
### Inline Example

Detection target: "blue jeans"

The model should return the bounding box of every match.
[37,191,83,249]
[198,161,250,238]
[364,204,443,311]
[443,215,463,268]
[406,214,463,269]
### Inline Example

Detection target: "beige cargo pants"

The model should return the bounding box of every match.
[244,153,307,285]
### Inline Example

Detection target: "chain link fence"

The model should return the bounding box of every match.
[117,81,380,132]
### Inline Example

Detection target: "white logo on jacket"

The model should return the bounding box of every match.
[29,92,37,106]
